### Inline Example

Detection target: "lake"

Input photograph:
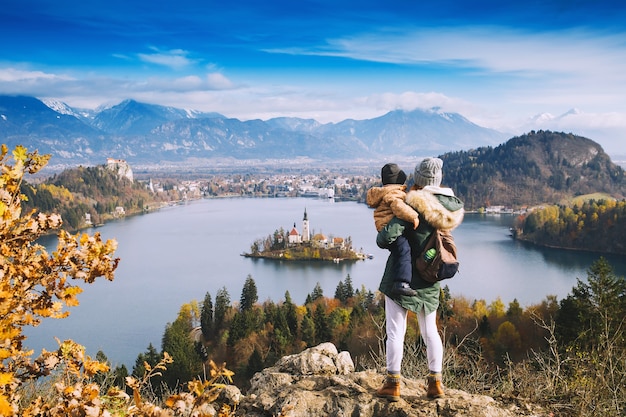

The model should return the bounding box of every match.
[24,197,626,368]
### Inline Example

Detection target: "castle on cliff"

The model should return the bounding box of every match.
[106,158,133,182]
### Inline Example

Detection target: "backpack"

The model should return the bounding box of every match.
[415,229,459,283]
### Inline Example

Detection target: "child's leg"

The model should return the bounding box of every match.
[389,234,412,284]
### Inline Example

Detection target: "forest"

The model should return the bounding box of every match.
[514,198,626,254]
[20,164,177,231]
[106,258,626,417]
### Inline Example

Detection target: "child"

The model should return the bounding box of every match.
[366,163,419,296]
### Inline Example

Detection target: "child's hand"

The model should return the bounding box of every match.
[413,217,419,229]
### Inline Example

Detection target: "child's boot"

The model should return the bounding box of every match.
[391,281,417,296]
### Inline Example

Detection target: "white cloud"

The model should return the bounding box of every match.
[0,67,73,82]
[206,73,234,89]
[304,27,626,78]
[170,75,203,89]
[137,48,196,69]
[272,26,626,112]
[0,64,239,112]
[362,91,478,115]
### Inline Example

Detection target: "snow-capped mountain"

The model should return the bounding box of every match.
[0,94,510,166]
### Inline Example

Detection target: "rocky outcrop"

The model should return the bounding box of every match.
[227,342,548,417]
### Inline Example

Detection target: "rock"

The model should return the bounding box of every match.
[228,343,548,417]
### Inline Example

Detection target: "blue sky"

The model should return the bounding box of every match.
[2,0,626,155]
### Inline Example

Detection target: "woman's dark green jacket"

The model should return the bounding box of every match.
[377,186,464,315]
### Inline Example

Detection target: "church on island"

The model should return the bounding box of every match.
[243,208,365,261]
[288,208,310,244]
[287,208,348,251]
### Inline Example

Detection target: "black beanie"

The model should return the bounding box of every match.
[381,163,407,185]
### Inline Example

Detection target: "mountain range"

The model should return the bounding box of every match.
[0,95,508,167]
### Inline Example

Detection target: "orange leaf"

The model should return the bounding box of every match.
[0,372,13,386]
[0,394,15,416]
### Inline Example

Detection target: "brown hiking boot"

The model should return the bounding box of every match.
[426,373,445,399]
[376,374,401,402]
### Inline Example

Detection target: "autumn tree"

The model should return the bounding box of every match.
[0,145,119,415]
[493,321,522,362]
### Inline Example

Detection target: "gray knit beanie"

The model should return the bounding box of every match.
[413,157,443,188]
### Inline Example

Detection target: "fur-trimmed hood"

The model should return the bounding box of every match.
[405,187,464,231]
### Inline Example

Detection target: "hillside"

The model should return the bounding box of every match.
[20,163,173,231]
[440,130,626,210]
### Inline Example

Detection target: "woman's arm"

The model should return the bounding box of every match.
[376,217,407,248]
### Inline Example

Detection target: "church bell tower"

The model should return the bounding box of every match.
[302,208,310,242]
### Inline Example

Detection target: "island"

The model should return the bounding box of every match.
[242,208,369,262]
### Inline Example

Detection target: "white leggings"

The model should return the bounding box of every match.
[384,295,443,374]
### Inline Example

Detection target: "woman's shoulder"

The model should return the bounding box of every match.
[406,188,464,230]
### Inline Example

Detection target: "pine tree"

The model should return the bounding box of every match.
[245,348,264,380]
[132,343,163,392]
[311,282,324,301]
[301,309,316,347]
[334,281,346,302]
[283,291,299,337]
[557,257,626,349]
[240,274,259,311]
[313,303,331,344]
[200,291,214,340]
[344,274,355,298]
[227,311,247,347]
[214,287,231,331]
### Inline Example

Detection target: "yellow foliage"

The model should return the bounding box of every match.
[0,394,15,416]
[2,145,236,416]
[0,146,119,416]
[472,299,488,319]
[0,372,13,386]
[39,183,74,202]
[295,305,308,317]
[488,297,506,318]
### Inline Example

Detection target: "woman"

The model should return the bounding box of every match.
[375,157,464,401]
